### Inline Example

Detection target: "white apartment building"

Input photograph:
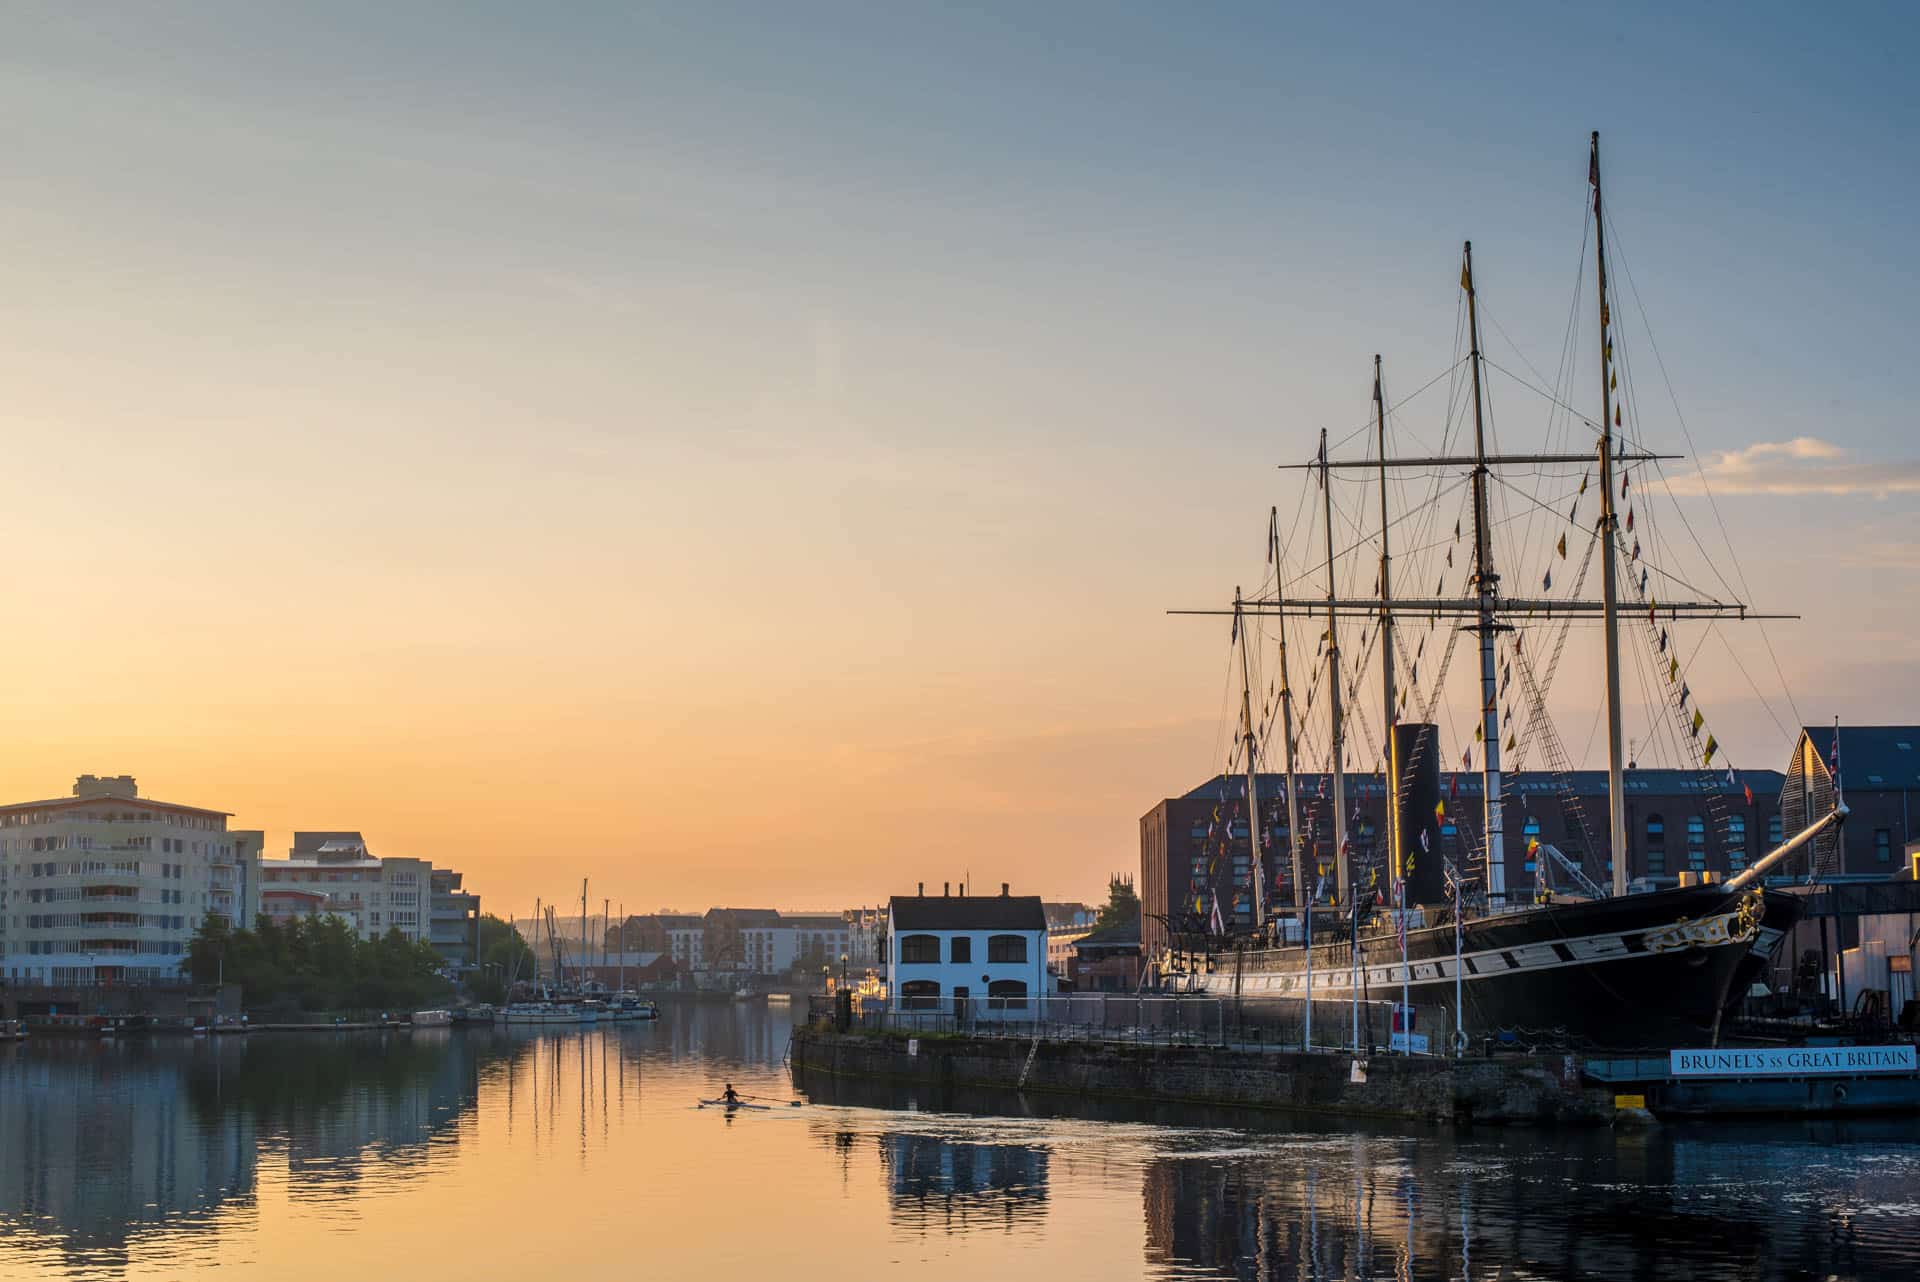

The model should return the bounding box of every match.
[885,884,1053,1020]
[258,832,431,945]
[0,775,254,985]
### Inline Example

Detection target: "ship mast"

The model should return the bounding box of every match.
[1269,508,1306,941]
[1319,428,1349,901]
[1374,355,1399,890]
[1462,242,1507,905]
[1592,130,1629,898]
[1234,589,1267,930]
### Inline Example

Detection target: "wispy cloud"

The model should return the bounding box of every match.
[1669,437,1920,497]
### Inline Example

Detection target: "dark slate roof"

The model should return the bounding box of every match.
[1800,725,1920,790]
[1073,918,1141,950]
[889,893,1046,932]
[1179,767,1787,805]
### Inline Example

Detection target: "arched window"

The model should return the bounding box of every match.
[899,979,941,1010]
[898,934,940,965]
[987,934,1028,964]
[1726,814,1748,869]
[987,979,1029,1011]
[1686,816,1707,870]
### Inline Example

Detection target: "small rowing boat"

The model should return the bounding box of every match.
[699,1098,770,1110]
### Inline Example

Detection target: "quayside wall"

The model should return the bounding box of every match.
[789,1029,1615,1125]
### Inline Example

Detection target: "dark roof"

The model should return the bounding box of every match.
[1178,767,1787,806]
[1800,725,1920,790]
[706,907,782,925]
[889,893,1046,932]
[1073,918,1141,950]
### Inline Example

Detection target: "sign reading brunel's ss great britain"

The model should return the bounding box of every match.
[1670,1046,1918,1079]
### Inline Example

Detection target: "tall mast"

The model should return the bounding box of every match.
[1374,355,1399,889]
[1319,428,1350,900]
[1270,508,1305,939]
[1234,590,1266,930]
[1592,130,1629,898]
[1462,242,1507,905]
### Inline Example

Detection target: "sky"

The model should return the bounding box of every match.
[0,2,1914,914]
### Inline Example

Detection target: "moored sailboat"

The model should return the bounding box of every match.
[1166,134,1841,1050]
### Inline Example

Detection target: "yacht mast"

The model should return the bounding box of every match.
[1592,130,1629,898]
[1319,428,1349,901]
[1234,589,1267,929]
[1269,509,1306,941]
[1374,355,1399,889]
[1462,242,1507,905]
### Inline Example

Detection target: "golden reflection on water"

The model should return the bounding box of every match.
[1,1007,1918,1281]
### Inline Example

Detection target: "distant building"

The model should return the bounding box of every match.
[258,832,472,957]
[885,883,1052,1018]
[1780,725,1920,877]
[1141,768,1787,959]
[0,775,252,984]
[428,868,481,969]
[1069,918,1143,992]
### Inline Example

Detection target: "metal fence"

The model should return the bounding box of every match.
[824,992,1455,1056]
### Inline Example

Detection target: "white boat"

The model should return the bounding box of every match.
[764,992,793,1005]
[606,995,660,1021]
[410,1009,452,1027]
[494,1002,582,1025]
[733,988,759,1002]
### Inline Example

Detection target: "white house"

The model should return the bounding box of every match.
[885,884,1052,1020]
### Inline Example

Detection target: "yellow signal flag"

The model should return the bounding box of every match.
[1610,370,1617,391]
[1556,533,1567,559]
[1460,259,1472,291]
[1703,734,1719,767]
[1434,800,1446,821]
[1668,657,1679,684]
[1615,405,1622,426]
[1505,733,1516,752]
[1601,301,1610,328]
[1605,341,1612,364]
[1691,709,1705,737]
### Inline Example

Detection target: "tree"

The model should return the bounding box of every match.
[184,915,451,1014]
[472,914,536,1003]
[1094,874,1140,931]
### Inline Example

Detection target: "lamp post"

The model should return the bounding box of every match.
[840,952,848,991]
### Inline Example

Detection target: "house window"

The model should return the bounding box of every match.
[1686,817,1705,848]
[1727,815,1748,870]
[987,934,1028,964]
[899,980,941,1010]
[898,934,940,965]
[1875,829,1892,863]
[1646,814,1664,842]
[949,936,971,964]
[1647,850,1666,875]
[987,979,1029,1011]
[1768,815,1783,846]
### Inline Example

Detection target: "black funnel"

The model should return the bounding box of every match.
[1390,721,1445,905]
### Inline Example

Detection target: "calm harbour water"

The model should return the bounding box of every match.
[2,1005,1918,1280]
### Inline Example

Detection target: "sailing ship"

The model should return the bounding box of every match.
[1164,134,1843,1050]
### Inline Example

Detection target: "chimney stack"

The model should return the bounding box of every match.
[1001,882,1010,897]
[943,881,950,897]
[917,881,924,896]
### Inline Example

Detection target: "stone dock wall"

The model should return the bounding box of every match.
[790,1029,1617,1125]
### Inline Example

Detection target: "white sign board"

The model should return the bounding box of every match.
[907,1038,919,1058]
[1389,1032,1429,1054]
[1669,1045,1916,1079]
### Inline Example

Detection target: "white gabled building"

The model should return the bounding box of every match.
[885,883,1052,1019]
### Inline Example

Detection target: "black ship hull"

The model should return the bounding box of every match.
[1178,881,1796,1050]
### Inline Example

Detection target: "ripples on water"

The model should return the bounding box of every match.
[1,1006,1917,1280]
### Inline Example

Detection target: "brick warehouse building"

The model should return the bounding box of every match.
[1140,767,1786,958]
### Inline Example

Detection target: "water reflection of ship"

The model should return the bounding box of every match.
[1138,1126,1920,1281]
[880,1132,1050,1231]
